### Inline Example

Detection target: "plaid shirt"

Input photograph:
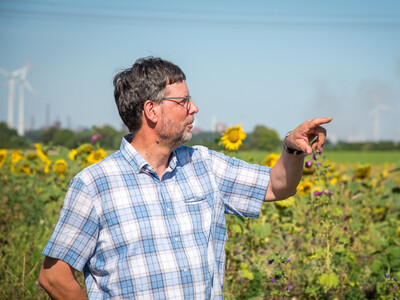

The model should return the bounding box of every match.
[43,134,270,299]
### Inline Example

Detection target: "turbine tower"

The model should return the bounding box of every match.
[370,103,389,141]
[0,66,25,128]
[17,64,37,136]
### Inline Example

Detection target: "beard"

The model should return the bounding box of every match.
[158,111,194,149]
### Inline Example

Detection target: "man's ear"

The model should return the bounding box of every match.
[143,100,159,123]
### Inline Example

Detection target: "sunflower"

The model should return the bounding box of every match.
[34,143,50,163]
[221,124,246,151]
[68,149,78,161]
[20,162,32,175]
[11,150,24,164]
[264,153,280,167]
[86,149,107,165]
[0,149,7,168]
[275,197,295,209]
[355,164,371,180]
[297,181,313,196]
[54,159,68,177]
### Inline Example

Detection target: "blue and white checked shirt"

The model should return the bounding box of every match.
[43,134,270,299]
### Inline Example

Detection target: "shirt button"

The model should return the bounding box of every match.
[184,268,188,272]
[175,237,179,242]
[167,208,171,212]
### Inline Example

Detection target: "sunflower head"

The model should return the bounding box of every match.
[54,159,68,177]
[221,124,246,151]
[0,149,7,168]
[264,153,280,167]
[86,149,107,165]
[355,164,371,180]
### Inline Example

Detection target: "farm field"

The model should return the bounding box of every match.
[0,144,399,299]
[240,150,400,165]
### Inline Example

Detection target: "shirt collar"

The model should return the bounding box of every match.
[120,134,178,174]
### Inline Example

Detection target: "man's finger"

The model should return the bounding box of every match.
[309,117,332,128]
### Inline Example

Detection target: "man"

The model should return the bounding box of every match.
[38,57,331,299]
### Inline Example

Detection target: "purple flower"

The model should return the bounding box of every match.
[271,278,277,282]
[343,227,348,232]
[288,285,293,291]
[268,259,274,264]
[316,161,321,168]
[319,147,324,154]
[314,191,323,196]
[343,216,348,221]
[286,257,291,263]
[305,160,313,168]
[326,190,333,195]
[91,134,102,143]
[386,273,390,279]
[312,154,317,160]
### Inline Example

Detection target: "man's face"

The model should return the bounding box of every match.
[157,80,199,149]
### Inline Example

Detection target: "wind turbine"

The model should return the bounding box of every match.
[370,103,389,142]
[0,66,25,128]
[17,64,37,136]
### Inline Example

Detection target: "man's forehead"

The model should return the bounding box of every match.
[164,80,188,96]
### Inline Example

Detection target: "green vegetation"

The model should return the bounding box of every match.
[239,150,400,165]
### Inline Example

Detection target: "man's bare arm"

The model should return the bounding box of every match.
[38,256,87,300]
[265,117,332,201]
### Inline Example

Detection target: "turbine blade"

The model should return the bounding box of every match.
[23,80,38,98]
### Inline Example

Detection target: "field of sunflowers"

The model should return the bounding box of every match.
[1,127,399,299]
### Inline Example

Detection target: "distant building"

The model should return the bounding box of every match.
[214,123,226,133]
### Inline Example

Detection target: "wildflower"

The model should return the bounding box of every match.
[314,191,323,197]
[220,124,246,151]
[0,149,7,167]
[91,134,103,143]
[305,159,313,168]
[343,227,348,232]
[86,149,107,165]
[275,197,295,209]
[355,164,371,180]
[318,148,323,154]
[343,216,348,221]
[264,153,280,167]
[68,149,78,161]
[271,278,277,282]
[312,154,317,160]
[286,257,291,263]
[54,159,68,177]
[316,161,321,168]
[385,273,390,279]
[268,259,274,264]
[288,285,293,291]
[34,143,50,162]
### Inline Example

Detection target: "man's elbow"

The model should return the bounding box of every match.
[38,268,50,291]
[275,187,297,201]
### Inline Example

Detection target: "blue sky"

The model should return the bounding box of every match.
[1,0,400,142]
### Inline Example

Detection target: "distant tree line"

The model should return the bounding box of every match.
[0,122,128,150]
[1,122,399,151]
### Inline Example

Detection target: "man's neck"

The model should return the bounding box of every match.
[130,129,175,179]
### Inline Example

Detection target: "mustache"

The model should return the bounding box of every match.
[186,116,195,125]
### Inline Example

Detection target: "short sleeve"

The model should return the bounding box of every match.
[42,176,99,271]
[209,150,270,218]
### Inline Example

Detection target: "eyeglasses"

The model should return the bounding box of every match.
[161,96,192,110]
